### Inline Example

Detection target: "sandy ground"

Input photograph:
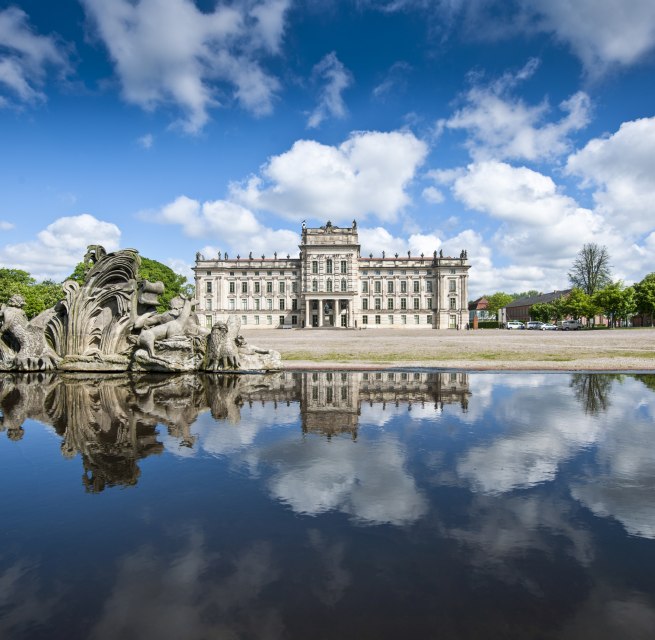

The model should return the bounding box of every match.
[240,327,655,371]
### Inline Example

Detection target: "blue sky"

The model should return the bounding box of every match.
[1,0,654,297]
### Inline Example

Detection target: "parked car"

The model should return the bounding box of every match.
[506,321,525,330]
[557,320,583,330]
[540,323,558,331]
[526,321,544,330]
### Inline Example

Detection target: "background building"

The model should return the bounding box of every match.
[194,221,470,329]
[499,289,572,324]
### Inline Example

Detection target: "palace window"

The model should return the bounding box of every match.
[312,261,318,274]
[401,315,407,325]
[341,260,347,273]
[362,281,368,293]
[279,315,284,325]
[254,299,260,310]
[341,278,347,292]
[312,279,318,292]
[205,315,212,328]
[375,298,381,310]
[374,281,381,293]
[206,281,212,294]
[279,281,285,294]
[255,315,260,325]
[388,315,394,325]
[362,315,368,325]
[426,281,433,293]
[206,299,212,311]
[267,299,273,310]
[292,315,297,325]
[266,281,273,293]
[401,298,407,310]
[400,281,407,293]
[375,315,381,325]
[449,297,457,309]
[427,315,433,324]
[242,316,247,325]
[326,259,333,274]
[292,282,298,293]
[387,299,394,310]
[241,281,247,294]
[413,298,420,310]
[254,282,260,293]
[387,281,394,293]
[414,315,420,324]
[279,299,285,310]
[449,280,456,292]
[229,299,235,310]
[327,279,333,292]
[229,282,235,293]
[362,299,368,310]
[413,280,420,293]
[291,299,298,310]
[427,298,432,309]
[267,315,272,325]
[241,299,247,310]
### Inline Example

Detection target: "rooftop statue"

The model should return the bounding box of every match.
[0,245,281,373]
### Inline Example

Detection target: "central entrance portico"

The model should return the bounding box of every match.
[300,220,359,329]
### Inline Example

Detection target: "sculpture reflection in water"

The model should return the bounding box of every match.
[0,371,470,490]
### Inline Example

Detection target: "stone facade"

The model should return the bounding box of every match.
[193,221,470,329]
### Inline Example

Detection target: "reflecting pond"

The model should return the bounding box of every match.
[1,371,655,639]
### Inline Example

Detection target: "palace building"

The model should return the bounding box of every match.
[193,220,470,329]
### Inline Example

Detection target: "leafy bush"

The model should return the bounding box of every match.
[477,321,500,329]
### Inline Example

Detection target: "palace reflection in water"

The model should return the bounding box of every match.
[1,371,655,640]
[0,371,469,490]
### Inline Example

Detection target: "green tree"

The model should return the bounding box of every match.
[529,302,552,323]
[563,288,599,325]
[593,282,636,327]
[568,243,612,295]
[634,272,655,326]
[513,289,540,300]
[485,292,514,319]
[0,269,63,319]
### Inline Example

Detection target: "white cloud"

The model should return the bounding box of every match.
[137,133,154,149]
[81,0,289,133]
[566,116,655,236]
[0,7,69,107]
[530,0,655,73]
[372,61,411,99]
[147,195,299,257]
[232,130,428,223]
[422,186,444,204]
[442,60,591,161]
[0,221,15,231]
[0,214,121,281]
[307,52,353,128]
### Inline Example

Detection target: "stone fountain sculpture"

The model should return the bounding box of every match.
[0,246,281,373]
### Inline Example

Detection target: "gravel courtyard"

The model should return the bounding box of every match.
[240,327,655,370]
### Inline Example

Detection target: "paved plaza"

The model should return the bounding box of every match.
[240,327,655,370]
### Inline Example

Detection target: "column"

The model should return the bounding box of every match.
[318,299,323,327]
[305,299,311,328]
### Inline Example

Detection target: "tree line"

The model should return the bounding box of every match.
[0,257,194,319]
[480,244,655,327]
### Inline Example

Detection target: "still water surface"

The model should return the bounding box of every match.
[1,371,654,639]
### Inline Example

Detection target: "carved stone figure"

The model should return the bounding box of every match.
[206,320,240,371]
[0,244,281,373]
[0,295,60,371]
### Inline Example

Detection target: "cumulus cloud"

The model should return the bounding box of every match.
[0,214,121,281]
[442,59,591,161]
[530,0,655,74]
[0,221,15,231]
[566,116,655,236]
[146,195,299,257]
[307,52,353,128]
[232,130,428,223]
[0,6,69,108]
[421,186,444,204]
[81,0,289,133]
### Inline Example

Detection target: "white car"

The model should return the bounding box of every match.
[558,320,583,330]
[526,321,544,330]
[506,321,525,330]
[540,323,558,330]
